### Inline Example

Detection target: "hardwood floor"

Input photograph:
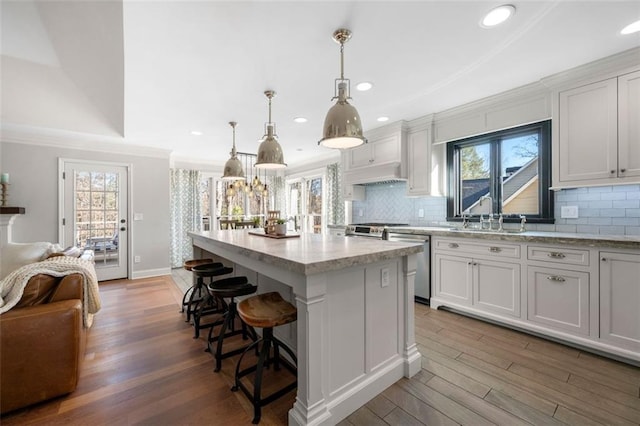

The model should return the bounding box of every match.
[2,274,639,425]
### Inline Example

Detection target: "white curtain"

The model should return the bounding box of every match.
[170,169,202,268]
[326,162,344,225]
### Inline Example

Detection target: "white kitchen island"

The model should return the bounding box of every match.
[189,230,423,425]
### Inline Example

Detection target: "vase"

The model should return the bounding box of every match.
[275,224,287,235]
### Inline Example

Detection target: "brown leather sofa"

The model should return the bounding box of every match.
[1,273,87,414]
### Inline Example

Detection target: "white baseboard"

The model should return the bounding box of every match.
[131,267,172,279]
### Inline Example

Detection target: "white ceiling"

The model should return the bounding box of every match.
[1,1,639,168]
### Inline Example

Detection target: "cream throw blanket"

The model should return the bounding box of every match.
[0,256,101,327]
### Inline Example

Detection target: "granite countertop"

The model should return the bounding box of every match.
[388,226,640,250]
[189,230,423,275]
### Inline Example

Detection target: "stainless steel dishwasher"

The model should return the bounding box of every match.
[383,229,430,305]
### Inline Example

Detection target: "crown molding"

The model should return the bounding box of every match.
[364,120,409,141]
[407,114,434,133]
[0,123,172,159]
[541,46,640,89]
[433,81,548,123]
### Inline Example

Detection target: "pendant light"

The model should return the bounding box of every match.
[255,90,286,169]
[319,28,367,149]
[221,121,245,181]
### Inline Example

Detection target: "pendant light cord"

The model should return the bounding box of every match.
[340,42,345,81]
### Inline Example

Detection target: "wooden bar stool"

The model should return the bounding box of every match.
[181,258,213,318]
[190,263,233,338]
[206,277,258,372]
[232,292,297,424]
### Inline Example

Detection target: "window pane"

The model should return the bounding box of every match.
[289,182,302,231]
[460,143,491,214]
[200,178,210,217]
[501,133,539,215]
[307,178,322,215]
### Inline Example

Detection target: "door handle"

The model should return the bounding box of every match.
[548,252,565,259]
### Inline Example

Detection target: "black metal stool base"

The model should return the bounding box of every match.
[206,282,259,372]
[231,328,297,424]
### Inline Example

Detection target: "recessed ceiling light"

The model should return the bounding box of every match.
[356,82,374,91]
[377,116,389,122]
[481,4,515,28]
[293,117,308,123]
[621,19,640,35]
[190,130,203,136]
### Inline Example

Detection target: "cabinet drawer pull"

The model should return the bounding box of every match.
[449,243,459,248]
[610,170,616,174]
[489,247,502,253]
[547,275,566,282]
[620,168,626,173]
[547,252,566,259]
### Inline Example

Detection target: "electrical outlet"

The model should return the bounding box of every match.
[381,268,390,288]
[134,256,141,263]
[358,209,363,217]
[561,206,579,219]
[418,209,424,218]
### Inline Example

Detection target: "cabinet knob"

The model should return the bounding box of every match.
[601,257,607,262]
[547,276,566,282]
[369,159,374,163]
[610,170,615,174]
[620,168,626,173]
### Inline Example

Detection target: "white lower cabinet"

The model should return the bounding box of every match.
[432,236,640,364]
[433,240,521,317]
[433,253,472,305]
[527,266,589,335]
[474,259,521,317]
[599,252,640,351]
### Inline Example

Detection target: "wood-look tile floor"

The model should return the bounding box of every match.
[2,274,639,425]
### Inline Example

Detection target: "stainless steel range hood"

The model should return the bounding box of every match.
[343,162,406,185]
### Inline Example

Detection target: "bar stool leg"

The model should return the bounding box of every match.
[251,330,273,424]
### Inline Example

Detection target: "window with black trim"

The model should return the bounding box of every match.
[446,120,553,223]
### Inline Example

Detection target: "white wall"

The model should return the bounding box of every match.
[0,141,171,277]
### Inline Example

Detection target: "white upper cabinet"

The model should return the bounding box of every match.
[618,70,640,179]
[554,69,640,188]
[345,133,403,170]
[406,128,431,197]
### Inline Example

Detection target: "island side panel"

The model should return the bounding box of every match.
[402,254,422,377]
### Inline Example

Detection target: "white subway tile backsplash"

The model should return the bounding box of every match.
[612,217,640,226]
[600,192,627,201]
[613,200,640,208]
[352,183,640,235]
[588,200,613,209]
[588,186,613,193]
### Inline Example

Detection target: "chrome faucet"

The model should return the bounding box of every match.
[487,213,494,231]
[497,214,504,232]
[461,213,470,229]
[519,215,527,232]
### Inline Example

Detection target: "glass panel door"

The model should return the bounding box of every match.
[63,161,128,281]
